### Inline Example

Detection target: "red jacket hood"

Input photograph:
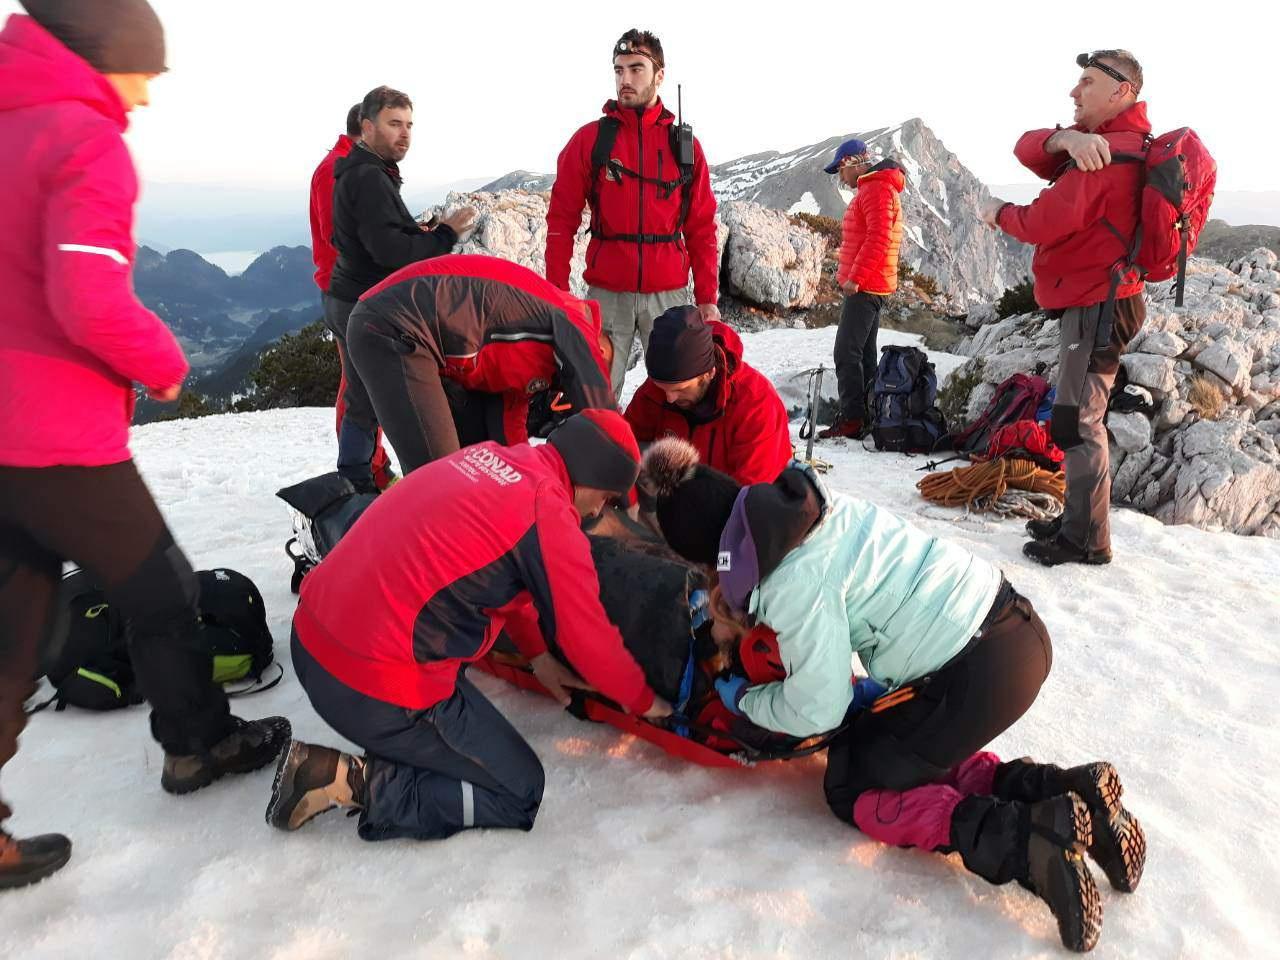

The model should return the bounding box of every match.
[857,160,907,194]
[0,15,126,129]
[602,97,674,130]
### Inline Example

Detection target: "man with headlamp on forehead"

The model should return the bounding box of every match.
[980,50,1151,568]
[546,29,720,400]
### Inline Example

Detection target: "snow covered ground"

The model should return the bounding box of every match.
[4,328,1279,959]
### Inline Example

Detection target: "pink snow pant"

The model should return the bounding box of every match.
[852,752,999,850]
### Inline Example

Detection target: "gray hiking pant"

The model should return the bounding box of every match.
[1050,295,1146,553]
[588,285,689,399]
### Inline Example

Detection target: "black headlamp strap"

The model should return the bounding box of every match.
[1077,53,1130,86]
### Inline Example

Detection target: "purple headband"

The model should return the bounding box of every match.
[716,488,759,616]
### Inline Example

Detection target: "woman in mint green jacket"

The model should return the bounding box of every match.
[640,438,1146,954]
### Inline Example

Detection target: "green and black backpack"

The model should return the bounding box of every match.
[30,567,281,713]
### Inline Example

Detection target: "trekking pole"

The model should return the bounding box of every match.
[805,364,823,463]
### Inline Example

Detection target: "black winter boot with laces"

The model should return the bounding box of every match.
[951,792,1103,953]
[994,757,1146,893]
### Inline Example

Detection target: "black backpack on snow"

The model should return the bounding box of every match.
[869,345,948,453]
[276,472,378,593]
[32,567,279,713]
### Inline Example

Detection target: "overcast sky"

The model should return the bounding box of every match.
[3,0,1272,195]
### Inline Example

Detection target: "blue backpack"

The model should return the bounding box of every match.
[870,345,948,453]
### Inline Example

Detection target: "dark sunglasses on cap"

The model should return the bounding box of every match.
[1076,52,1131,86]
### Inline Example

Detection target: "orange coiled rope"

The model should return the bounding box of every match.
[916,458,1066,514]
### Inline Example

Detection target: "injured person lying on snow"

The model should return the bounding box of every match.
[276,473,841,761]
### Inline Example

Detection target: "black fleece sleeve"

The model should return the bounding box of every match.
[350,166,458,271]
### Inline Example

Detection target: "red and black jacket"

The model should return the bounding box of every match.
[308,134,354,293]
[294,440,656,715]
[546,99,719,302]
[356,255,615,444]
[624,321,793,485]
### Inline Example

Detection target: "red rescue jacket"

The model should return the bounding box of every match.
[624,321,793,485]
[997,102,1150,309]
[837,161,907,295]
[0,15,188,468]
[294,440,655,714]
[546,99,719,303]
[357,255,614,444]
[309,134,355,293]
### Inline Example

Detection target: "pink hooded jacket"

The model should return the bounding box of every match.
[0,14,187,467]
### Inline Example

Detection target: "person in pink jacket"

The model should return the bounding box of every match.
[0,0,289,891]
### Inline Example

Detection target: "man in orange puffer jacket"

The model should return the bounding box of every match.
[818,139,907,440]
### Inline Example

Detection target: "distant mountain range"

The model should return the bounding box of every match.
[132,244,320,400]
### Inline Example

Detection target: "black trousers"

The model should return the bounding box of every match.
[824,589,1053,818]
[833,292,884,422]
[346,307,488,477]
[0,462,233,822]
[292,633,544,841]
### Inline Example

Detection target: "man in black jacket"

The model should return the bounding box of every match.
[326,85,476,491]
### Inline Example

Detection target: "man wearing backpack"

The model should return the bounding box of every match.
[625,306,793,485]
[267,410,672,841]
[327,85,478,493]
[308,102,395,492]
[0,0,290,890]
[818,140,907,440]
[545,29,720,399]
[981,50,1151,566]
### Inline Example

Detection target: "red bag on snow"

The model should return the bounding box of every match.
[984,420,1064,472]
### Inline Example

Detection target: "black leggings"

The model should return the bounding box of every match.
[824,590,1053,817]
[0,462,233,821]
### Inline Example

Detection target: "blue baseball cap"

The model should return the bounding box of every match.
[823,138,868,174]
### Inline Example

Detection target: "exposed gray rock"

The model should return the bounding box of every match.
[1195,340,1252,394]
[1107,411,1153,452]
[1137,329,1189,357]
[1121,353,1178,396]
[718,201,826,308]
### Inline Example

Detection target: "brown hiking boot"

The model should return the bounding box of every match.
[817,418,866,440]
[265,740,366,831]
[162,715,291,795]
[0,829,71,891]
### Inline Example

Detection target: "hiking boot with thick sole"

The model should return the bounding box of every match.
[817,418,865,440]
[1023,534,1111,567]
[996,758,1146,893]
[265,740,365,831]
[1026,793,1103,953]
[0,830,71,891]
[1025,515,1062,541]
[162,716,291,795]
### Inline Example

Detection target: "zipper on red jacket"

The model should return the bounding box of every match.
[636,113,645,292]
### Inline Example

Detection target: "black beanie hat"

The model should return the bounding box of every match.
[21,0,167,74]
[645,305,716,383]
[640,438,741,565]
[548,409,641,496]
